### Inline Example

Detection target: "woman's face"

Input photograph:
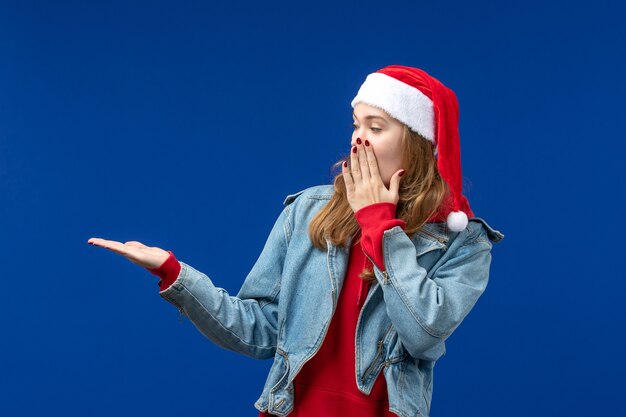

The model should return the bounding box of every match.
[351,102,405,188]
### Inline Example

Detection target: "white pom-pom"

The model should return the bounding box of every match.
[447,210,468,232]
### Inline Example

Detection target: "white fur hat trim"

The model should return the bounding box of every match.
[350,72,435,142]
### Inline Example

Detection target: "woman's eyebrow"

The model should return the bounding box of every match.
[352,112,388,123]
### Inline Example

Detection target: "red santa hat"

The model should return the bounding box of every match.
[351,64,474,232]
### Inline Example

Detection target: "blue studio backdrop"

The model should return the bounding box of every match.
[1,1,624,416]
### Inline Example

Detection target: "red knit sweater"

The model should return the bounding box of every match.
[147,202,407,416]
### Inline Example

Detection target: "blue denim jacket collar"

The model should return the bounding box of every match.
[160,184,504,417]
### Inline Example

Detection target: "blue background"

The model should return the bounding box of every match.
[1,1,624,416]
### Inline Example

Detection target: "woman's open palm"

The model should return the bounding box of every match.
[87,238,169,269]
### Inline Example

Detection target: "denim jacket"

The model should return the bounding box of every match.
[159,184,505,417]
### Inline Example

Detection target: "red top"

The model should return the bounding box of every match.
[147,202,407,416]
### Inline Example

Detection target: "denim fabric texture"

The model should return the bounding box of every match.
[158,184,505,417]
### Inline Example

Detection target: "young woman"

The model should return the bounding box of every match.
[88,65,504,417]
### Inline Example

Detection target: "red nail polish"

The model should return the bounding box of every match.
[352,146,357,153]
[399,170,405,176]
[356,137,361,145]
[364,140,369,146]
[343,161,347,167]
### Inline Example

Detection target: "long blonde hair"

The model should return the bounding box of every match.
[308,123,451,284]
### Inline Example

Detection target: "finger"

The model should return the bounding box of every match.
[125,241,148,249]
[342,158,354,193]
[88,237,112,247]
[357,140,370,181]
[350,144,361,181]
[87,238,134,257]
[390,169,404,196]
[363,139,381,183]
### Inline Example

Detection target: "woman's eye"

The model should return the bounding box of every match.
[352,123,381,133]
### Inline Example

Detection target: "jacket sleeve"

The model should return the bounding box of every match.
[158,204,292,360]
[371,224,494,361]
